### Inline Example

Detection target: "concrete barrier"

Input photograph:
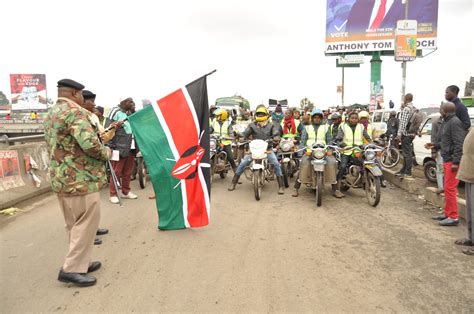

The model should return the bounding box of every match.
[0,142,51,209]
[383,168,467,221]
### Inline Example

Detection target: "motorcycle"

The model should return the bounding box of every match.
[277,138,300,188]
[304,143,340,207]
[210,135,231,183]
[243,139,275,201]
[339,144,384,207]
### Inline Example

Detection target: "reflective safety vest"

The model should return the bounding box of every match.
[329,123,340,139]
[341,123,364,155]
[212,120,232,145]
[281,119,300,138]
[305,124,328,146]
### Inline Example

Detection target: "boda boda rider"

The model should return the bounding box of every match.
[335,111,372,197]
[210,108,237,172]
[228,105,285,194]
[292,108,341,198]
[358,110,374,144]
[281,109,303,139]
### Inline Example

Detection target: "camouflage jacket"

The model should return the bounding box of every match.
[44,97,109,195]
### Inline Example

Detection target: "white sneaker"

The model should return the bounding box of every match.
[122,192,138,199]
[109,196,120,204]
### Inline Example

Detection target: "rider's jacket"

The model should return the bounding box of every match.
[281,119,301,138]
[211,120,233,146]
[302,123,330,146]
[241,121,280,141]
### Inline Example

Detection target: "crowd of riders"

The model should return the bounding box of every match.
[209,102,380,197]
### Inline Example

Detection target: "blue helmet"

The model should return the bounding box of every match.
[311,108,323,117]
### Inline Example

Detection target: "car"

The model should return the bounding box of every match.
[413,110,474,183]
[370,109,398,139]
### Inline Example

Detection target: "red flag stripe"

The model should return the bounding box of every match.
[157,88,209,227]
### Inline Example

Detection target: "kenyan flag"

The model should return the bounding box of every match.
[128,76,211,230]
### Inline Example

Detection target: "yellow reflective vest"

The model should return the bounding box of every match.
[305,124,328,146]
[341,123,364,155]
[212,120,232,145]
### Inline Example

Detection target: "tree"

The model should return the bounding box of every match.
[300,97,314,110]
[0,91,10,106]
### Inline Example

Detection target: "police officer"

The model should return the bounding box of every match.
[210,108,237,172]
[44,79,110,287]
[228,105,285,194]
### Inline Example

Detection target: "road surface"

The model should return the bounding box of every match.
[1,178,473,312]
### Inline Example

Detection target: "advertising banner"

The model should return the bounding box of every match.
[0,150,25,191]
[395,20,417,61]
[10,74,48,111]
[325,0,438,54]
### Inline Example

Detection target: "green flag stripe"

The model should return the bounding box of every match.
[129,106,185,230]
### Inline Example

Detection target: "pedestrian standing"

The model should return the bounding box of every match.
[396,93,417,178]
[44,79,110,287]
[455,127,474,255]
[430,102,467,226]
[445,85,471,130]
[425,114,444,194]
[107,97,139,204]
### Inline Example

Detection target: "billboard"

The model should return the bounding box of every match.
[10,74,48,111]
[325,0,438,54]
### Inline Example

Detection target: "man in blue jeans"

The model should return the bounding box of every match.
[228,105,284,195]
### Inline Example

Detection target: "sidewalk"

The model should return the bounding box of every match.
[383,167,467,221]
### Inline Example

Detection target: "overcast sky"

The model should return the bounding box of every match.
[0,0,472,110]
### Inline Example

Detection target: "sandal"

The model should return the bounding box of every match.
[454,238,473,246]
[462,247,474,256]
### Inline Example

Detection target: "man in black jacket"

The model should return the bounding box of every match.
[429,102,467,226]
[445,85,471,130]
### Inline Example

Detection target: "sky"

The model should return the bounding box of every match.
[0,0,472,110]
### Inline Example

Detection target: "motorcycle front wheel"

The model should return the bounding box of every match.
[253,170,262,201]
[366,172,381,207]
[315,172,324,207]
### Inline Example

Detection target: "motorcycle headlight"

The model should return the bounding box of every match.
[365,150,376,161]
[281,142,292,152]
[313,148,326,159]
[210,140,217,150]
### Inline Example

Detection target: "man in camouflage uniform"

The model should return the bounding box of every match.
[44,79,110,287]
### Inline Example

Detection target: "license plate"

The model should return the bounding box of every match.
[313,164,324,171]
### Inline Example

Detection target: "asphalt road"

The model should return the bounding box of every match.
[1,177,473,312]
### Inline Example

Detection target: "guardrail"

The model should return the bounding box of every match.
[0,134,45,146]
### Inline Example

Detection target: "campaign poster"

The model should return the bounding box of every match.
[325,0,438,54]
[0,150,25,191]
[10,74,48,111]
[395,20,417,61]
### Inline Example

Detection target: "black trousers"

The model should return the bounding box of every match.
[222,145,237,170]
[400,135,414,175]
[337,154,351,181]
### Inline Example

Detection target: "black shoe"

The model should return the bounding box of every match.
[432,214,447,221]
[96,228,109,236]
[381,180,387,188]
[58,270,97,287]
[87,261,101,273]
[94,238,102,245]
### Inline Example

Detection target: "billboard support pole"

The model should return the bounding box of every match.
[342,67,345,107]
[370,51,382,110]
[401,0,409,100]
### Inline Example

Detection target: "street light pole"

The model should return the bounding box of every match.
[401,0,409,100]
